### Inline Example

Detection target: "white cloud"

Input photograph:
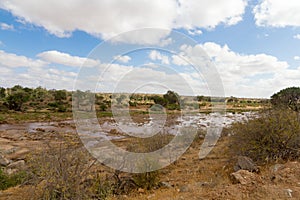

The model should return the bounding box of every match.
[177,42,298,97]
[0,50,78,90]
[149,50,170,65]
[254,0,300,27]
[37,50,100,67]
[171,54,189,66]
[294,56,300,61]
[0,22,14,30]
[294,34,300,39]
[187,29,203,36]
[113,55,131,63]
[0,50,46,68]
[0,0,247,44]
[176,0,247,29]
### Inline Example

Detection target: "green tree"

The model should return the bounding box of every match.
[53,90,67,102]
[163,90,180,105]
[0,87,5,99]
[6,90,30,111]
[271,87,300,112]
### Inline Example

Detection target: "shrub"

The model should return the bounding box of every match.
[0,168,27,190]
[230,109,300,164]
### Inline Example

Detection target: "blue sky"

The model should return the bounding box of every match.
[0,0,300,98]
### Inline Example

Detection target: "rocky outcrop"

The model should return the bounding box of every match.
[234,156,259,172]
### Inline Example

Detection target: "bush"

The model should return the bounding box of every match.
[0,168,27,190]
[230,109,300,164]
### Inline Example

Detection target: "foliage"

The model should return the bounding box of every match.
[230,109,300,164]
[6,90,30,111]
[0,87,5,99]
[28,143,92,199]
[133,171,159,190]
[163,90,180,105]
[271,87,300,112]
[0,168,27,190]
[53,90,67,102]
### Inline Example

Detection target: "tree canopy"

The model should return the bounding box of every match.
[271,87,300,112]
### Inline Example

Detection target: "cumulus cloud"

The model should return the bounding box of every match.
[113,55,131,63]
[149,50,170,65]
[0,0,247,44]
[177,42,300,97]
[294,56,300,61]
[0,50,46,68]
[0,22,14,30]
[187,29,203,36]
[37,50,100,67]
[171,54,189,66]
[254,0,300,27]
[294,34,300,39]
[175,0,247,29]
[0,50,78,90]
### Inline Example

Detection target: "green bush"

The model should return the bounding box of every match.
[0,168,27,190]
[230,109,300,164]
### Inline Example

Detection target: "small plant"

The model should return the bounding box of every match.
[0,168,27,190]
[230,109,300,164]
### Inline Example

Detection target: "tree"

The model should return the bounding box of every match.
[163,90,180,105]
[0,87,5,99]
[6,90,30,111]
[271,87,300,112]
[53,90,67,102]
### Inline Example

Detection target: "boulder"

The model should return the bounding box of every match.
[231,170,257,185]
[0,155,10,166]
[234,156,258,172]
[7,160,25,170]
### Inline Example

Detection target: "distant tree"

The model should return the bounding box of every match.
[163,91,180,105]
[0,87,5,99]
[11,85,23,92]
[151,95,167,106]
[271,87,300,112]
[6,90,30,111]
[53,90,67,102]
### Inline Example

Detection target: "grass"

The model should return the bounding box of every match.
[0,168,27,190]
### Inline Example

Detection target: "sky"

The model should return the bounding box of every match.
[0,0,300,98]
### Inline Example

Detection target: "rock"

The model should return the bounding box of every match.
[234,156,258,172]
[179,185,190,192]
[7,160,25,170]
[147,194,155,199]
[4,168,18,175]
[0,155,10,166]
[271,164,285,173]
[284,189,293,198]
[160,181,173,188]
[138,188,145,193]
[231,170,257,185]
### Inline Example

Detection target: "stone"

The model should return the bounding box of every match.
[284,189,293,198]
[138,188,145,193]
[234,156,258,172]
[271,164,285,173]
[160,181,173,188]
[231,170,257,185]
[7,160,25,170]
[0,155,10,166]
[179,185,190,192]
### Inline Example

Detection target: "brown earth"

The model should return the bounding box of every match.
[0,116,299,200]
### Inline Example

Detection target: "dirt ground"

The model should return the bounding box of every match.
[0,115,299,200]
